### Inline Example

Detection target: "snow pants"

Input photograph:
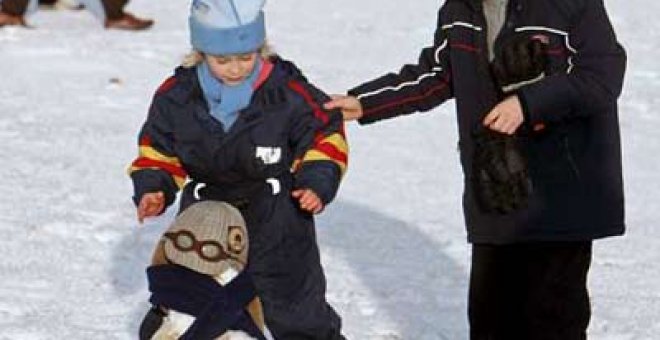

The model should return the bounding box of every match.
[180,180,345,340]
[469,241,592,340]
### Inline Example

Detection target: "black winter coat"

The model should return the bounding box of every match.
[350,0,626,244]
[130,58,348,210]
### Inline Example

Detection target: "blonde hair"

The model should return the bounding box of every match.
[181,42,274,68]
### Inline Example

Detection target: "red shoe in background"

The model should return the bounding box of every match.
[104,12,153,31]
[0,11,26,27]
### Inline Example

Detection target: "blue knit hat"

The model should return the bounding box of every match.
[189,0,266,56]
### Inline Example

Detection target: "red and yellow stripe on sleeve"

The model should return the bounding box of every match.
[287,80,349,176]
[127,136,187,189]
[294,131,349,176]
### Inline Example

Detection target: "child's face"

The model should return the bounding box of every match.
[205,52,259,86]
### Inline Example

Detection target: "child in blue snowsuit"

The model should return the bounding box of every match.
[128,0,347,338]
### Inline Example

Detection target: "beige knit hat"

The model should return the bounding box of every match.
[161,201,249,276]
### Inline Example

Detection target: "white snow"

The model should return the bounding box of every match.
[0,0,658,339]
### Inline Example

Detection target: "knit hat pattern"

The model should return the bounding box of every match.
[162,201,249,277]
[189,0,266,55]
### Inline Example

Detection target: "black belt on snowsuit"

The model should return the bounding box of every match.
[180,174,293,212]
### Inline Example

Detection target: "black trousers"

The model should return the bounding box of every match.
[469,241,592,340]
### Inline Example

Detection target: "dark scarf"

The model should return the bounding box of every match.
[147,264,266,340]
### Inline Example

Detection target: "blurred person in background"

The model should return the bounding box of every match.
[0,0,153,30]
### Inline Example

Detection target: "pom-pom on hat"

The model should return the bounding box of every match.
[189,0,266,56]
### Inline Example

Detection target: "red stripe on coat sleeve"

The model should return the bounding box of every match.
[131,158,187,178]
[287,80,330,125]
[364,76,451,117]
[156,77,177,94]
[139,135,152,146]
[315,142,348,164]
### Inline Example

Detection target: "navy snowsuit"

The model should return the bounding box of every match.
[129,57,347,339]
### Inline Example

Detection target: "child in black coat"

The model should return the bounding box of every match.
[129,0,347,338]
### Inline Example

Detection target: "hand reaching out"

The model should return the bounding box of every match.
[137,191,165,224]
[323,95,364,121]
[292,189,324,214]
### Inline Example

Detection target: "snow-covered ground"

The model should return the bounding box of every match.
[0,0,658,339]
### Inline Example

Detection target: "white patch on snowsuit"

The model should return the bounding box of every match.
[255,146,281,165]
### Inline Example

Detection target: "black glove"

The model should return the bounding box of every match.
[471,128,533,214]
[491,35,548,94]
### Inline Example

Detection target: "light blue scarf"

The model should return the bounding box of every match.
[197,58,263,131]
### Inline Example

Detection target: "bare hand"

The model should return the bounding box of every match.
[292,189,324,214]
[483,96,524,135]
[323,95,364,121]
[137,192,165,224]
